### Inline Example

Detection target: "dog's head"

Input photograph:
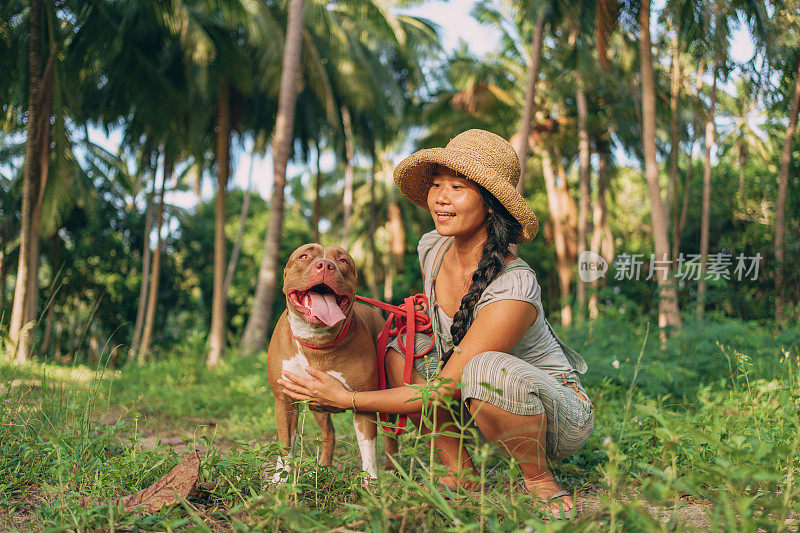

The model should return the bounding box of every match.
[283,243,357,328]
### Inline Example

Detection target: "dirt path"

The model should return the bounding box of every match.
[578,491,712,529]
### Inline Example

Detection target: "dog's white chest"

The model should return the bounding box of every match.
[282,341,352,391]
[282,346,312,380]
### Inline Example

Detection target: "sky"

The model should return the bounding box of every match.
[85,0,759,212]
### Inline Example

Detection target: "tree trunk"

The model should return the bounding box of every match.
[384,154,405,303]
[54,317,63,361]
[89,328,100,367]
[513,13,546,194]
[7,0,42,363]
[387,204,405,271]
[40,297,55,358]
[775,52,800,326]
[137,154,169,364]
[668,30,681,260]
[129,152,156,358]
[65,293,79,362]
[575,70,591,323]
[639,0,682,337]
[697,63,717,318]
[541,150,573,326]
[240,0,305,354]
[674,60,705,264]
[737,141,746,200]
[191,161,202,199]
[0,230,7,316]
[39,236,59,357]
[673,100,699,264]
[126,137,153,212]
[341,106,355,248]
[207,84,232,368]
[553,148,578,261]
[223,150,254,301]
[589,146,610,319]
[313,143,322,243]
[23,40,56,348]
[383,204,404,304]
[367,145,381,299]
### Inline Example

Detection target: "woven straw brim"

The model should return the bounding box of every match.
[394,147,539,243]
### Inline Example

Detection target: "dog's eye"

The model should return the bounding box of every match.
[338,258,348,265]
[299,253,309,260]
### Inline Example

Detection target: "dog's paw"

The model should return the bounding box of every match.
[267,457,293,484]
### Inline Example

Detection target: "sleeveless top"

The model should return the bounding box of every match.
[419,230,588,376]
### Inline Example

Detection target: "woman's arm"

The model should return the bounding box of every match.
[436,298,538,386]
[278,299,537,413]
[278,369,450,414]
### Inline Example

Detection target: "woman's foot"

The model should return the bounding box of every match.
[524,472,574,518]
[436,474,481,493]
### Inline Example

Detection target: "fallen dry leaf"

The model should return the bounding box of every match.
[115,449,201,514]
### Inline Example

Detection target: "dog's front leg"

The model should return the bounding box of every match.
[273,398,299,482]
[312,411,336,465]
[353,412,378,480]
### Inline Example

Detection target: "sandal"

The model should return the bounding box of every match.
[537,490,576,520]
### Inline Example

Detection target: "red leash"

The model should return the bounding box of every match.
[355,294,434,435]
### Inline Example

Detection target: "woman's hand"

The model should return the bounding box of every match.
[278,367,351,410]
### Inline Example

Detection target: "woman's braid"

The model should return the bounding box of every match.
[446,186,521,361]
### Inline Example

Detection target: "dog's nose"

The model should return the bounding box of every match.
[313,259,336,272]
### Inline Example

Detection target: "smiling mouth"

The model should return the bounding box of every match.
[435,211,456,221]
[288,284,350,326]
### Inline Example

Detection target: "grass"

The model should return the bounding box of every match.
[1,314,799,531]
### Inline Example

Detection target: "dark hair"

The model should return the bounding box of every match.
[446,185,522,361]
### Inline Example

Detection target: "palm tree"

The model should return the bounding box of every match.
[667,23,682,255]
[540,148,576,325]
[241,0,435,352]
[693,0,736,318]
[128,142,156,357]
[6,0,52,363]
[589,140,613,319]
[471,0,552,193]
[718,78,769,202]
[774,52,800,326]
[223,135,262,300]
[240,0,305,354]
[207,82,232,367]
[514,12,546,195]
[572,19,593,323]
[696,60,718,318]
[640,0,683,336]
[70,0,196,362]
[138,150,169,362]
[129,145,156,358]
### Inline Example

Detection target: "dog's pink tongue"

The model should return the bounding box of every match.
[308,292,346,326]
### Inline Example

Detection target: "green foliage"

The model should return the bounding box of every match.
[1,315,799,530]
[172,190,314,343]
[559,311,800,399]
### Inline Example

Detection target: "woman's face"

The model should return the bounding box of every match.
[426,165,488,238]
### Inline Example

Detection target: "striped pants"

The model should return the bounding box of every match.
[388,333,595,461]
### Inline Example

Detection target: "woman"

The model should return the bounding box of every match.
[278,129,594,518]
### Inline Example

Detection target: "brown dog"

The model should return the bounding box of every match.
[267,243,394,481]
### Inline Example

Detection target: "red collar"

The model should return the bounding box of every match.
[292,316,352,349]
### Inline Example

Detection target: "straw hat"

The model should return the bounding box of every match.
[393,129,538,243]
